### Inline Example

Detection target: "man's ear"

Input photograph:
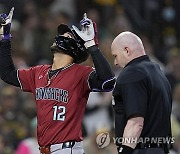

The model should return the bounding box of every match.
[124,47,131,56]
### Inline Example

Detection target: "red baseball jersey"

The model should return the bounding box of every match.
[17,63,93,146]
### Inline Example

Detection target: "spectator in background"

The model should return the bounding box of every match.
[0,86,19,122]
[93,0,117,27]
[166,48,180,92]
[171,114,180,154]
[0,85,28,151]
[119,0,151,33]
[0,134,7,154]
[49,0,76,20]
[141,35,165,72]
[21,0,40,64]
[108,5,132,38]
[86,8,109,40]
[83,92,112,136]
[171,83,180,154]
[172,84,180,123]
[16,117,40,154]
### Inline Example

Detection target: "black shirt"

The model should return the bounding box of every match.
[113,55,172,145]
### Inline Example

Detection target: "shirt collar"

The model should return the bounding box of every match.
[125,55,150,67]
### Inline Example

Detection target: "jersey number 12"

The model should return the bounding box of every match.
[53,106,66,121]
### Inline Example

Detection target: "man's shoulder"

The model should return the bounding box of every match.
[117,64,147,84]
[29,64,50,72]
[18,64,50,74]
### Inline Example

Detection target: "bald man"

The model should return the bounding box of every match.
[111,32,172,154]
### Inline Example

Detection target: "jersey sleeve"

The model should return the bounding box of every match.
[82,66,94,93]
[17,67,37,93]
[120,79,148,119]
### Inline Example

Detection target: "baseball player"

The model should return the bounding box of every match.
[0,8,115,154]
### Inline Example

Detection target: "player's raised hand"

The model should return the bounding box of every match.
[72,13,98,48]
[0,7,14,40]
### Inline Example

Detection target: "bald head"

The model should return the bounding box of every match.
[112,31,145,54]
[111,31,146,68]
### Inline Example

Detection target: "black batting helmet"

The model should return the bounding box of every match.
[50,24,89,64]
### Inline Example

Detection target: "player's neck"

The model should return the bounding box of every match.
[52,53,74,70]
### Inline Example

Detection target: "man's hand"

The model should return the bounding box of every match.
[118,145,134,154]
[0,7,14,40]
[72,13,98,48]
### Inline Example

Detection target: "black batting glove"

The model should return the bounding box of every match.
[118,145,134,154]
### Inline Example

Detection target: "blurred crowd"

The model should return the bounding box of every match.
[0,0,180,153]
